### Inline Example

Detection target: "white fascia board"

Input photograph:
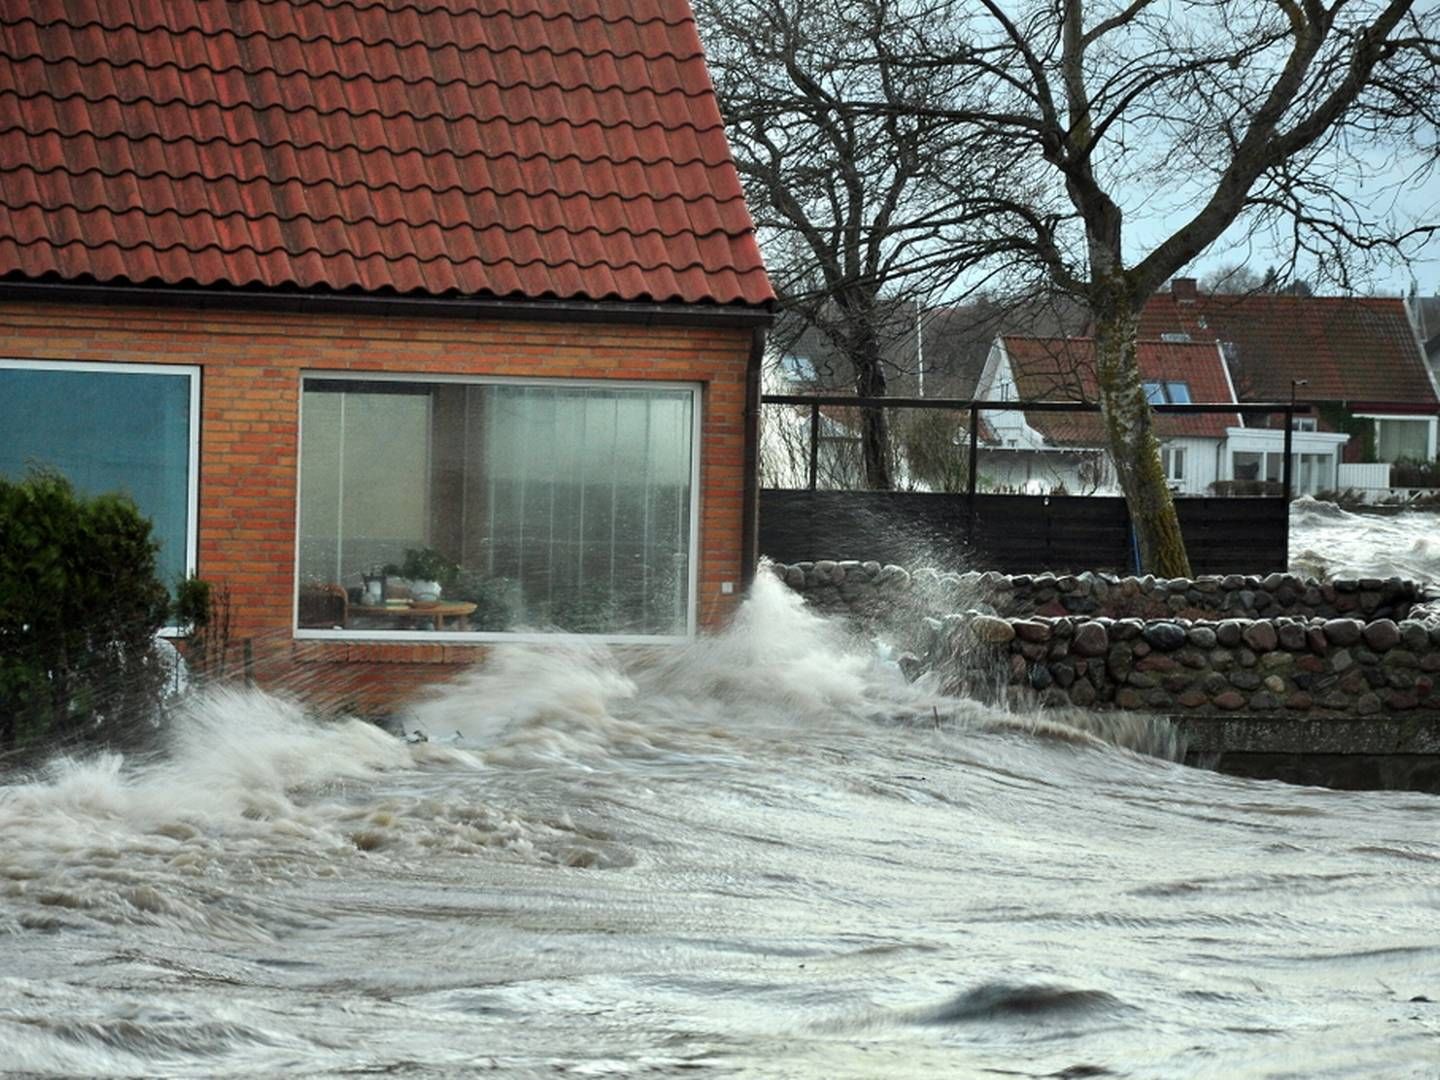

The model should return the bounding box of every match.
[1214,341,1245,427]
[1224,427,1350,452]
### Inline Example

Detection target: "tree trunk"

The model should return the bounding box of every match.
[1092,306,1192,577]
[850,324,894,490]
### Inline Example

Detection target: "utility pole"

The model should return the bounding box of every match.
[915,299,925,398]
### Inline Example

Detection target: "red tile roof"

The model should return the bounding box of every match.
[0,0,774,307]
[1138,293,1436,407]
[996,336,1239,444]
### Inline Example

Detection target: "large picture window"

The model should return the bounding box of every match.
[0,359,199,590]
[297,376,699,640]
[1372,417,1433,463]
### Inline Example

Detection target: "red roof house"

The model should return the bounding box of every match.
[983,335,1241,445]
[0,0,774,710]
[975,334,1352,497]
[1140,280,1440,463]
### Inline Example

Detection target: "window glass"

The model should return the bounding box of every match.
[1162,446,1185,481]
[0,362,196,589]
[298,379,696,638]
[1232,451,1262,481]
[1164,381,1191,403]
[1376,418,1430,462]
[1142,381,1165,405]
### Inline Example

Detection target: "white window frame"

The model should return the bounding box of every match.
[0,358,201,607]
[293,370,704,645]
[1161,445,1185,482]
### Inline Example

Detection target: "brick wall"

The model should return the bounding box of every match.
[0,299,755,712]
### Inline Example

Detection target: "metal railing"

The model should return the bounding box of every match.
[761,393,1310,501]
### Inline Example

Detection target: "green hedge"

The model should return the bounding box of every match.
[0,470,172,749]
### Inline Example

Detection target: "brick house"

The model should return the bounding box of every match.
[0,0,773,710]
[1140,279,1440,466]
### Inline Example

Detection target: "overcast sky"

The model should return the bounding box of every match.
[1124,141,1440,297]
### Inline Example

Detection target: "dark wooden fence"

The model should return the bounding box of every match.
[759,393,1303,575]
[758,490,1288,575]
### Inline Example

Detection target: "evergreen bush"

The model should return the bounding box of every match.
[0,470,172,749]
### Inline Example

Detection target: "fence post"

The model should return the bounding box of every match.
[1282,405,1294,502]
[808,401,820,492]
[967,402,980,541]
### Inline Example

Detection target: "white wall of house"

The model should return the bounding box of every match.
[1155,436,1223,495]
[975,340,1064,454]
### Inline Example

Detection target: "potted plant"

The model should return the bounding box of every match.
[384,548,459,603]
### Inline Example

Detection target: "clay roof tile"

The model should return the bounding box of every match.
[0,0,772,307]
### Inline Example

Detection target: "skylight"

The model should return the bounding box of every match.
[1142,380,1193,404]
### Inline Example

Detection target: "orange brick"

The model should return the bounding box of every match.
[1,299,756,707]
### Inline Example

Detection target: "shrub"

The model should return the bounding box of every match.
[0,470,171,750]
[1390,457,1440,489]
[896,409,970,493]
[175,574,234,682]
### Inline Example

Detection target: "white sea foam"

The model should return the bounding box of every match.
[1290,498,1440,585]
[1,532,1437,1077]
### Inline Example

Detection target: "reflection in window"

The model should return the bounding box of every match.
[1233,451,1262,482]
[0,360,197,589]
[1375,418,1430,462]
[1143,380,1192,404]
[1232,449,1301,489]
[298,378,696,638]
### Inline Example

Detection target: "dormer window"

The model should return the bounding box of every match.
[1142,380,1192,404]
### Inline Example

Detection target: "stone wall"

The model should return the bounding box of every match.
[930,610,1440,717]
[771,561,1440,718]
[774,560,1429,623]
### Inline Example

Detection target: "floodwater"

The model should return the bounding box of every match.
[1290,497,1440,586]
[2,508,1438,1077]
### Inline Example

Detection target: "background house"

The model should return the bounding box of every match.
[1407,294,1440,389]
[1141,280,1440,475]
[0,0,773,709]
[975,335,1349,496]
[975,336,1240,494]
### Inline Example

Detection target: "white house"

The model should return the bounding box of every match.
[975,336,1349,496]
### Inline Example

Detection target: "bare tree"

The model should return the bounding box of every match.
[1200,263,1275,294]
[701,0,1439,573]
[697,0,1028,489]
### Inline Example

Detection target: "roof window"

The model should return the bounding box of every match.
[1143,380,1192,404]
